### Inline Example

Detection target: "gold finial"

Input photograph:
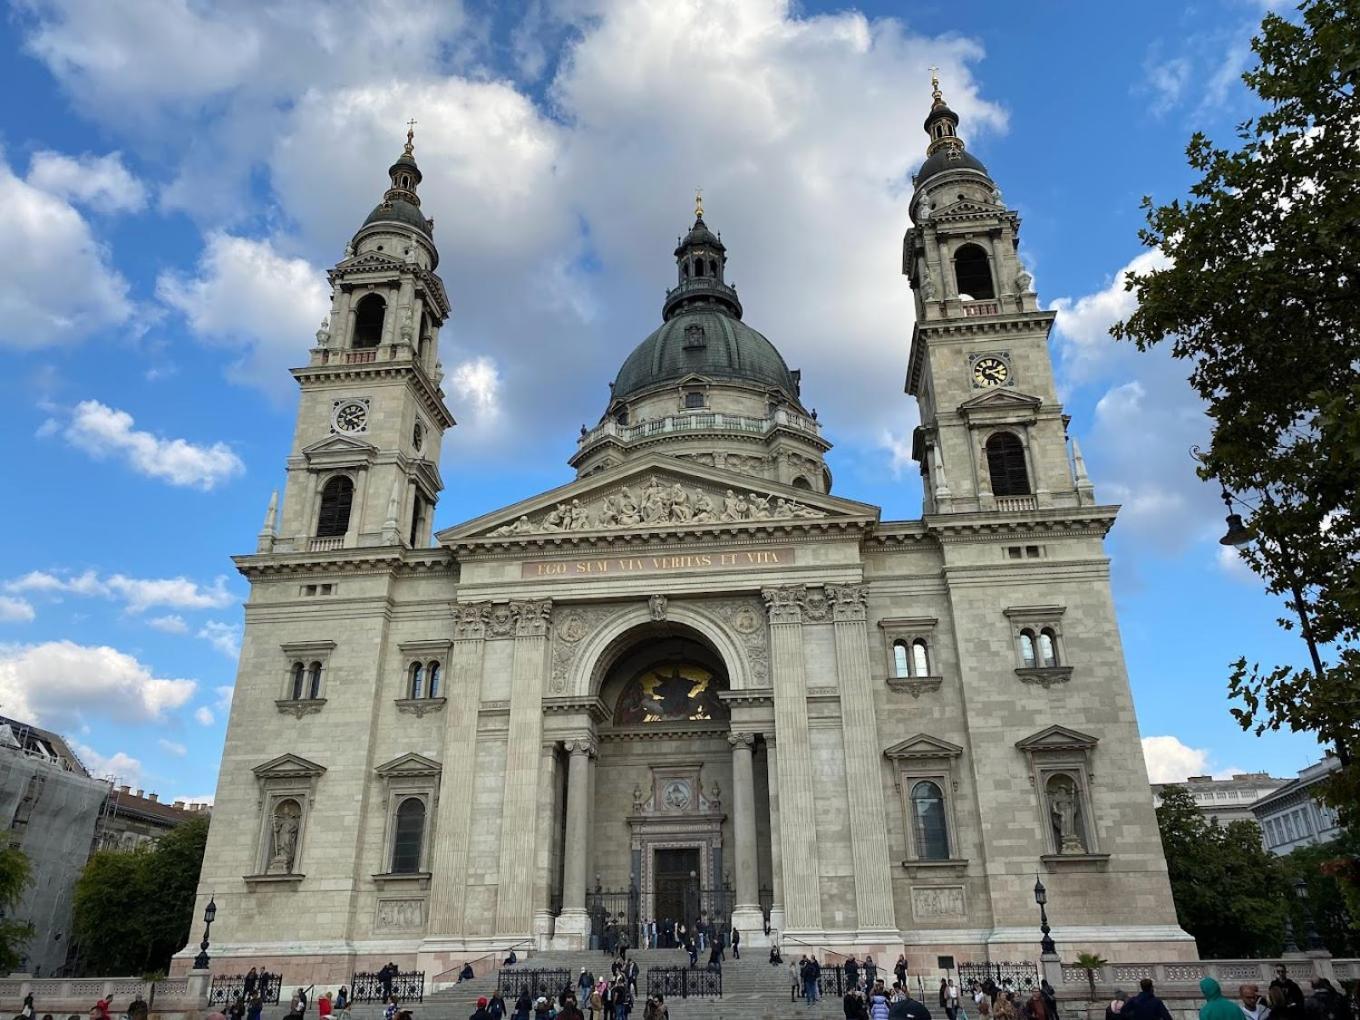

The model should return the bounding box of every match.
[929,66,943,105]
[694,187,704,219]
[404,118,417,156]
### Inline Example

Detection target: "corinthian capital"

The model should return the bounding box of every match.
[453,601,489,639]
[826,582,868,622]
[728,731,756,750]
[564,734,598,758]
[511,599,553,637]
[761,584,806,625]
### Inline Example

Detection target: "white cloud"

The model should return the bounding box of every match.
[156,234,329,396]
[1051,249,1170,383]
[213,685,234,712]
[194,706,215,726]
[449,357,503,424]
[6,569,234,614]
[27,150,147,214]
[0,152,132,348]
[1216,544,1258,584]
[197,621,241,659]
[878,431,915,479]
[1143,735,1243,784]
[0,597,35,623]
[146,614,188,634]
[63,399,245,490]
[1142,57,1191,115]
[72,742,142,785]
[0,641,196,728]
[172,794,215,807]
[157,738,187,757]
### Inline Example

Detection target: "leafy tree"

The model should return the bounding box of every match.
[0,846,34,972]
[1156,786,1290,957]
[1073,953,1109,998]
[73,815,209,974]
[1112,0,1360,819]
[1279,829,1360,955]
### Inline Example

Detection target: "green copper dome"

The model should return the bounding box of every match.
[612,307,800,402]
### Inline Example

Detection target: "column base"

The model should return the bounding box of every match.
[551,908,591,950]
[768,907,786,943]
[533,910,555,950]
[732,905,770,948]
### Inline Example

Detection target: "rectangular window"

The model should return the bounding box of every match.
[684,392,705,409]
[1024,545,1041,558]
[1007,546,1023,559]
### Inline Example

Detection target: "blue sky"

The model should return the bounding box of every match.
[0,0,1324,802]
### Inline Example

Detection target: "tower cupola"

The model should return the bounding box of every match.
[663,191,743,321]
[359,122,435,244]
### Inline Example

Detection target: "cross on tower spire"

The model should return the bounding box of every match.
[404,118,417,156]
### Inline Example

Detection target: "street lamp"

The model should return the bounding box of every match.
[1295,878,1324,952]
[192,895,217,970]
[1034,876,1056,956]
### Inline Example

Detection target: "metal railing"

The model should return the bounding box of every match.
[208,974,282,1006]
[496,969,570,1001]
[433,939,532,990]
[645,966,722,999]
[958,962,1040,994]
[348,971,424,1003]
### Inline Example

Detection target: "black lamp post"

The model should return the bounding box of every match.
[1282,906,1299,954]
[1034,876,1056,956]
[192,895,217,970]
[1295,878,1324,951]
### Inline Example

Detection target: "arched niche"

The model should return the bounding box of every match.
[599,633,730,729]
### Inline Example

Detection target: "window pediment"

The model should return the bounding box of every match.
[884,733,963,761]
[1015,724,1098,754]
[254,753,327,780]
[375,752,442,779]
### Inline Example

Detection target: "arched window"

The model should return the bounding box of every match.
[290,662,305,701]
[985,432,1031,497]
[709,259,718,277]
[911,639,930,678]
[427,661,441,699]
[1019,629,1037,668]
[316,476,354,538]
[353,294,386,349]
[1039,628,1059,668]
[910,781,949,860]
[408,662,424,699]
[693,259,705,278]
[791,475,812,490]
[892,641,910,679]
[682,262,689,278]
[307,661,323,699]
[390,797,425,874]
[953,243,995,300]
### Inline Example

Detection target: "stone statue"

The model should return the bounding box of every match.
[748,492,772,520]
[404,244,417,263]
[400,307,415,344]
[709,780,722,813]
[568,498,591,530]
[632,783,645,813]
[648,594,667,622]
[692,491,716,522]
[1048,776,1086,854]
[641,479,667,523]
[670,484,692,522]
[720,490,741,522]
[599,494,621,527]
[541,504,568,532]
[315,317,331,348]
[268,800,302,874]
[1015,264,1034,294]
[617,487,641,526]
[921,275,937,301]
[343,240,355,257]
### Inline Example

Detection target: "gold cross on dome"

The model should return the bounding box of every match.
[694,187,704,219]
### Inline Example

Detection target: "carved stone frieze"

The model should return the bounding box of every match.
[453,602,489,639]
[485,604,517,639]
[275,698,327,719]
[709,598,770,687]
[486,474,826,537]
[550,605,617,693]
[375,897,426,932]
[826,582,869,623]
[801,587,831,623]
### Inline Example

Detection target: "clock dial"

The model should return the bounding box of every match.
[334,401,368,433]
[972,356,1009,387]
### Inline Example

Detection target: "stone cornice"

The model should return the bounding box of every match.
[291,359,454,429]
[234,546,454,581]
[924,506,1119,542]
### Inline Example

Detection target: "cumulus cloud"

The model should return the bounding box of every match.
[0,641,196,728]
[62,400,245,489]
[73,742,142,785]
[27,150,147,213]
[194,706,215,726]
[878,431,915,479]
[1051,250,1170,384]
[146,614,189,633]
[157,738,187,757]
[448,357,503,424]
[1216,544,1258,584]
[1143,735,1243,784]
[197,621,241,659]
[4,569,234,614]
[0,152,132,348]
[0,597,35,623]
[156,234,329,396]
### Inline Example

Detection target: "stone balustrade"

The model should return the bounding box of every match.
[0,972,211,1019]
[577,407,822,450]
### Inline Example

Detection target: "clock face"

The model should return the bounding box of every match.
[334,401,368,433]
[972,356,1010,388]
[413,421,425,451]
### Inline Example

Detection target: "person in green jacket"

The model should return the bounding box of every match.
[1201,978,1244,1020]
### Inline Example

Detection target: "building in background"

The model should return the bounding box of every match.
[1151,772,1287,826]
[96,786,210,851]
[1252,755,1343,856]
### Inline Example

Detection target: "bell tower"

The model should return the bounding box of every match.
[263,126,456,555]
[903,74,1094,515]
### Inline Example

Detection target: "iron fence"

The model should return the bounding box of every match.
[816,964,846,998]
[348,970,425,1003]
[497,968,571,1001]
[645,966,723,998]
[959,962,1041,996]
[588,887,640,948]
[208,973,282,1006]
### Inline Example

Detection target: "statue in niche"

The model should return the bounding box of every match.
[1047,775,1087,854]
[632,783,645,813]
[709,780,722,814]
[648,594,668,622]
[315,317,331,348]
[268,799,302,874]
[921,275,938,301]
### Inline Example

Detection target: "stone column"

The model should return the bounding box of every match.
[729,732,765,941]
[531,741,560,946]
[495,600,552,937]
[553,736,596,947]
[764,736,786,938]
[827,583,898,934]
[762,585,823,934]
[425,603,488,936]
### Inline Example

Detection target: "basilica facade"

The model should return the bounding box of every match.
[182,87,1192,983]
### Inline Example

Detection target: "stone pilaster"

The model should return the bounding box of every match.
[552,735,597,947]
[531,741,560,946]
[495,599,552,937]
[764,736,786,938]
[425,603,488,935]
[826,582,898,933]
[761,585,823,933]
[729,731,765,940]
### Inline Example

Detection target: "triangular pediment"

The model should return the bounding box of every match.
[302,433,378,458]
[438,453,878,545]
[254,753,327,778]
[937,198,1003,219]
[334,251,402,273]
[883,733,964,761]
[1015,724,1098,752]
[375,752,442,778]
[958,388,1042,413]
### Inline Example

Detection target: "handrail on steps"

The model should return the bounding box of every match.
[433,939,535,986]
[780,935,852,964]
